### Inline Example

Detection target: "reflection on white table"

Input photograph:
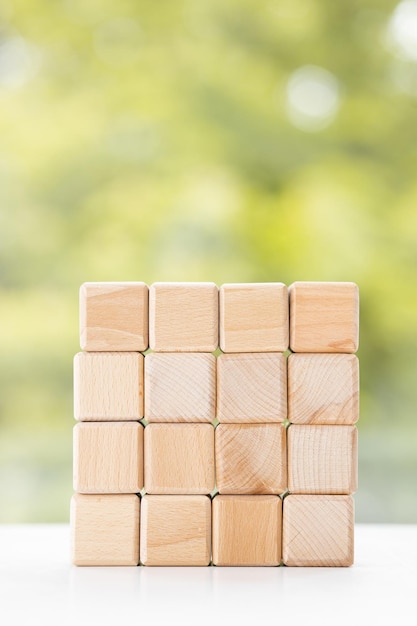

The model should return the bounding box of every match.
[0,524,416,626]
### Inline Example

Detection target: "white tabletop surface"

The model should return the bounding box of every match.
[0,524,416,626]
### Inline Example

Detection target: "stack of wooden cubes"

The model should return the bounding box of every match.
[71,281,359,567]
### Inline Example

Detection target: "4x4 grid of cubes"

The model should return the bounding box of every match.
[71,281,359,567]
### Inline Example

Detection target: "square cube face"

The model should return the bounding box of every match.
[149,282,218,352]
[215,424,287,494]
[140,495,211,566]
[71,494,140,566]
[288,425,358,494]
[217,353,286,423]
[80,282,148,351]
[145,353,216,423]
[73,422,144,493]
[74,352,144,421]
[212,495,281,566]
[289,282,359,353]
[282,495,354,566]
[219,283,288,353]
[288,354,359,425]
[144,424,215,494]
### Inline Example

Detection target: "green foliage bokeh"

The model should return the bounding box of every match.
[1,0,416,521]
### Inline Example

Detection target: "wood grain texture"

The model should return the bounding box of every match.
[289,281,359,353]
[80,282,148,351]
[219,283,288,353]
[217,353,287,423]
[215,424,287,494]
[288,425,358,494]
[144,353,216,423]
[144,423,215,494]
[149,282,218,352]
[74,352,143,421]
[288,353,359,425]
[73,422,143,494]
[70,493,140,566]
[282,494,354,566]
[140,495,211,566]
[212,495,281,566]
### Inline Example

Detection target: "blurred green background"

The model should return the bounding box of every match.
[1,0,417,523]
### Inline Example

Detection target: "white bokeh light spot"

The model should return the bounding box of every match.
[286,65,340,132]
[0,36,40,89]
[388,0,417,62]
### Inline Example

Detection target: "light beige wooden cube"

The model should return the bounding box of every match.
[80,282,148,351]
[212,495,281,566]
[144,423,215,494]
[71,493,140,566]
[217,353,286,423]
[140,495,211,566]
[288,425,358,494]
[149,282,218,352]
[288,353,359,425]
[73,422,143,494]
[74,352,143,421]
[145,353,216,423]
[289,281,359,353]
[219,283,288,353]
[215,424,287,494]
[282,494,354,566]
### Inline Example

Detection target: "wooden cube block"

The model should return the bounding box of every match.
[289,281,359,353]
[144,424,215,494]
[140,495,211,565]
[215,424,287,494]
[73,422,143,493]
[282,494,354,566]
[288,353,359,425]
[219,283,288,353]
[212,495,281,566]
[149,282,218,352]
[288,425,358,494]
[80,282,148,351]
[70,493,140,566]
[217,353,286,423]
[145,353,216,423]
[74,352,143,421]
